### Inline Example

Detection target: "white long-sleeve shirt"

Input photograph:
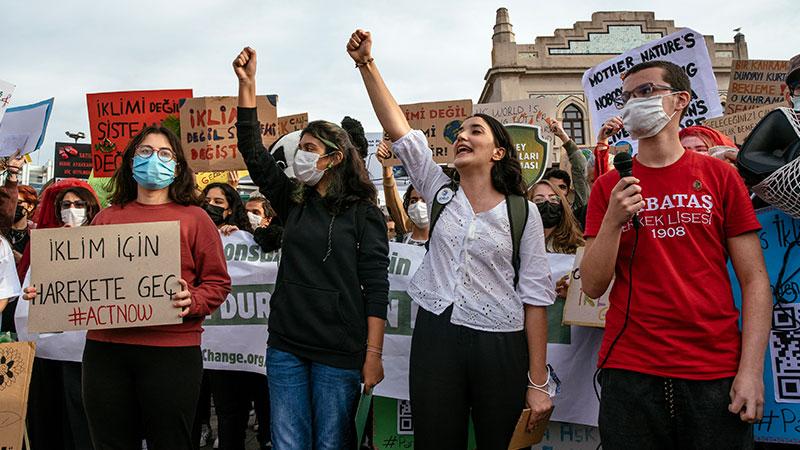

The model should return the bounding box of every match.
[392,130,555,332]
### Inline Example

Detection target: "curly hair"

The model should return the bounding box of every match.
[528,179,584,254]
[340,116,368,160]
[203,182,253,233]
[107,125,201,207]
[300,120,377,214]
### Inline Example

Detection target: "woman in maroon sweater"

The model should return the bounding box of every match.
[25,126,231,450]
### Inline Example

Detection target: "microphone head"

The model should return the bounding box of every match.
[613,152,633,178]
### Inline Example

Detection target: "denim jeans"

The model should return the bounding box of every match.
[267,347,361,450]
[599,368,754,450]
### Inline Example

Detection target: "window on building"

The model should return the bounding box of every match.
[562,104,585,145]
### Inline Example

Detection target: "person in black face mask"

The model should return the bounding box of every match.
[7,185,38,257]
[529,179,584,260]
[202,182,253,235]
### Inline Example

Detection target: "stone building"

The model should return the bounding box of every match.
[479,9,747,158]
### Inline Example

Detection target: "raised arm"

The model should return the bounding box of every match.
[233,47,293,220]
[347,30,410,141]
[376,140,411,236]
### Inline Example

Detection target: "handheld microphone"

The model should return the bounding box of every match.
[613,152,640,229]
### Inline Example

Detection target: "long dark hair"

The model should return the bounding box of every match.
[300,120,377,214]
[529,179,584,254]
[54,187,101,226]
[203,182,252,233]
[108,125,200,207]
[469,113,526,196]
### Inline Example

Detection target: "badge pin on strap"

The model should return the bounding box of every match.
[437,187,455,205]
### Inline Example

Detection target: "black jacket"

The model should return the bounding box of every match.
[237,108,389,369]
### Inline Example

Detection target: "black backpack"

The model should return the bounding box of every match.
[427,182,529,288]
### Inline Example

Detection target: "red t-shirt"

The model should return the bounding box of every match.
[87,201,231,347]
[585,150,760,379]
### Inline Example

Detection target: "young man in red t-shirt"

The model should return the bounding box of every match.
[581,60,772,448]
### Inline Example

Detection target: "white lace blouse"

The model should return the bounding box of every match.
[392,130,555,332]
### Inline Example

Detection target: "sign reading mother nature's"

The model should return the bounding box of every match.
[180,95,278,172]
[28,222,182,333]
[87,89,192,177]
[582,28,723,152]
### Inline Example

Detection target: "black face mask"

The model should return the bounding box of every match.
[537,202,563,229]
[202,203,227,225]
[14,204,26,223]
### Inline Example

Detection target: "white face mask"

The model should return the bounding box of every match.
[247,212,263,229]
[622,93,679,140]
[792,95,800,111]
[407,201,429,228]
[61,208,87,227]
[292,149,326,186]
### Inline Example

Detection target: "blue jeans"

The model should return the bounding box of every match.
[266,347,361,450]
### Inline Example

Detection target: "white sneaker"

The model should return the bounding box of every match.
[199,424,212,447]
[213,436,219,449]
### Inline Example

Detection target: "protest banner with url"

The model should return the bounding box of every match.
[28,222,182,333]
[180,95,278,173]
[705,103,778,145]
[0,98,54,157]
[0,341,35,450]
[87,89,192,177]
[53,142,92,179]
[581,28,723,152]
[382,100,472,166]
[505,123,551,187]
[277,112,308,135]
[725,59,791,114]
[729,208,800,444]
[562,247,609,328]
[0,79,16,123]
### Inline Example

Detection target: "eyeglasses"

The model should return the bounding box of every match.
[60,200,87,209]
[135,145,176,163]
[614,83,682,109]
[532,195,561,205]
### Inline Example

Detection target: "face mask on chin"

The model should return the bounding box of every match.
[622,93,680,140]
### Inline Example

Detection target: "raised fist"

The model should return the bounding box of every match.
[233,47,257,83]
[376,140,392,162]
[347,29,372,64]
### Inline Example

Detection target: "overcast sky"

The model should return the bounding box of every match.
[3,0,797,166]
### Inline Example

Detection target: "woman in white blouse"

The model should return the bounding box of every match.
[348,29,555,448]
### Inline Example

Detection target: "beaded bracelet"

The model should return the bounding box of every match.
[355,57,374,68]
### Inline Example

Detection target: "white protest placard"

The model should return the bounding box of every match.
[581,29,723,152]
[0,98,54,157]
[0,79,15,123]
[28,222,182,333]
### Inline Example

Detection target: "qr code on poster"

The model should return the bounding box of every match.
[770,303,800,403]
[397,400,413,434]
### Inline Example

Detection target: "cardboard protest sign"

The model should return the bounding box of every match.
[382,100,472,166]
[277,113,308,135]
[0,79,15,123]
[28,222,182,333]
[87,89,192,177]
[53,142,92,179]
[0,98,54,157]
[562,247,609,328]
[195,170,249,191]
[508,409,552,449]
[505,124,551,187]
[474,97,559,146]
[180,95,278,172]
[582,28,723,152]
[725,59,791,114]
[729,208,800,444]
[704,103,777,145]
[0,341,35,450]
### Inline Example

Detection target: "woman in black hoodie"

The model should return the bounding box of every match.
[233,47,389,450]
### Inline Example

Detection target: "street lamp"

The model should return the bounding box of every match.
[65,131,85,144]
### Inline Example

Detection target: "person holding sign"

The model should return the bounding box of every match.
[581,60,771,448]
[349,29,555,448]
[25,126,232,450]
[234,47,389,449]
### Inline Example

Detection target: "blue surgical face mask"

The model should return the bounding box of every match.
[132,155,177,190]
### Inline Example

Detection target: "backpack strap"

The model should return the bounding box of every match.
[506,194,529,289]
[425,181,459,251]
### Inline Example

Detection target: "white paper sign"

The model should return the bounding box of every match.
[0,79,15,123]
[0,98,54,156]
[581,28,723,152]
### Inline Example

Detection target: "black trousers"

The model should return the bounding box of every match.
[409,305,528,450]
[82,340,203,450]
[599,368,754,450]
[208,369,271,450]
[27,357,65,450]
[62,361,94,450]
